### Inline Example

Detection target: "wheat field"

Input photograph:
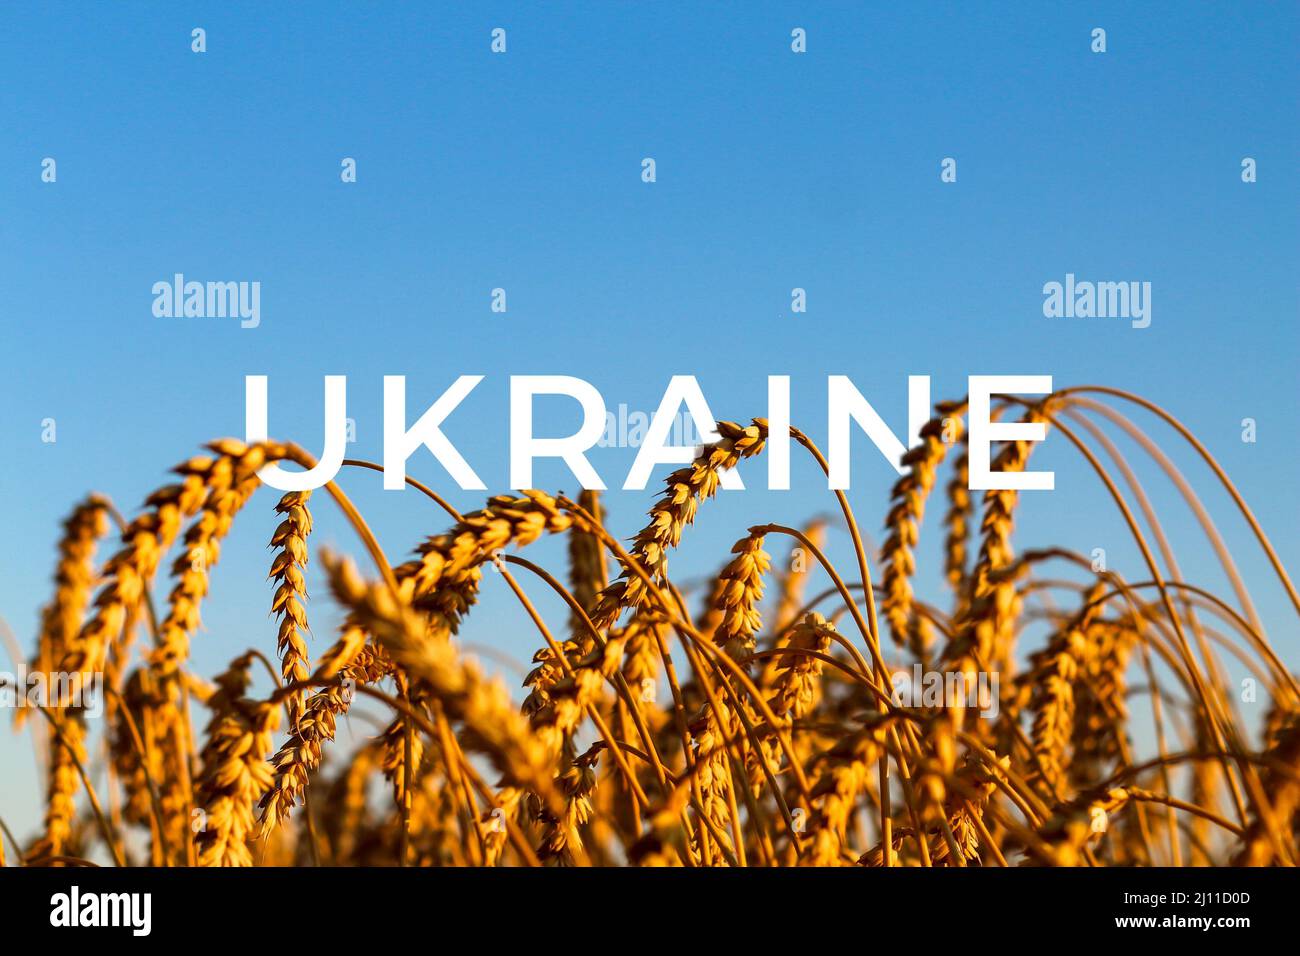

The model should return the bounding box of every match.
[5,385,1298,868]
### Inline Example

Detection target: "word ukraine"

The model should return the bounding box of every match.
[246,374,1055,494]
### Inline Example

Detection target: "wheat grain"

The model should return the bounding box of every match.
[269,490,313,729]
[10,390,1298,870]
[192,653,281,866]
[881,412,958,657]
[24,497,111,862]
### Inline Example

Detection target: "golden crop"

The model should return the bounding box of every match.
[6,387,1297,868]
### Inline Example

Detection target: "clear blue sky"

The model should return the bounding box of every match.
[2,3,1296,839]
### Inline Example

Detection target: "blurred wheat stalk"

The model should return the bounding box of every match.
[6,386,1298,868]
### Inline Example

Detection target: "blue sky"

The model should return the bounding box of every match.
[1,2,1296,839]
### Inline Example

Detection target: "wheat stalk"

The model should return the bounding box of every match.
[10,390,1299,870]
[269,490,313,729]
